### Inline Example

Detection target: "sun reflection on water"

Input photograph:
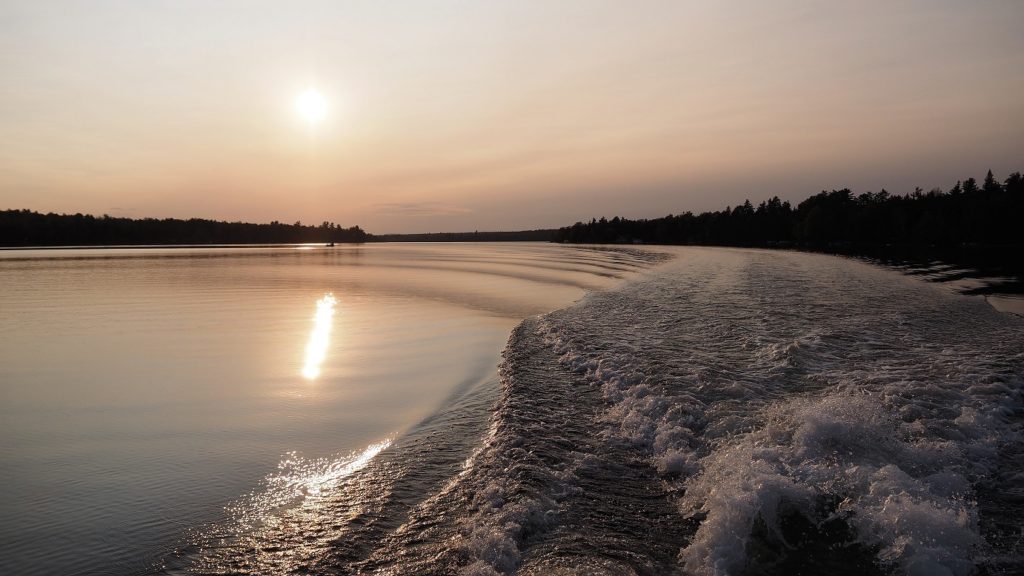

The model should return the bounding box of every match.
[217,438,393,538]
[302,293,337,380]
[267,439,392,508]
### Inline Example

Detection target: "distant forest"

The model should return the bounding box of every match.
[0,209,559,247]
[3,169,1020,252]
[555,170,1023,250]
[0,211,367,246]
[372,229,555,242]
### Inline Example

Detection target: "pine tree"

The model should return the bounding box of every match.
[983,169,1002,193]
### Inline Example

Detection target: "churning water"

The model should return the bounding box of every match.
[1,245,1021,575]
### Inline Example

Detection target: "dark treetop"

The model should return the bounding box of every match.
[0,212,367,247]
[554,170,1022,251]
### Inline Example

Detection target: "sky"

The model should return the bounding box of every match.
[1,1,1022,233]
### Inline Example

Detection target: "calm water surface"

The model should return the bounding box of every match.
[0,243,654,576]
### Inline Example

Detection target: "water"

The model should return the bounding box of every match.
[0,243,656,576]
[821,245,1024,316]
[1,245,1022,575]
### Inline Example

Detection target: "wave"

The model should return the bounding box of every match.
[454,248,1024,575]
[176,247,1023,575]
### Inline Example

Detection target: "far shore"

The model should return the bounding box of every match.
[3,240,1020,315]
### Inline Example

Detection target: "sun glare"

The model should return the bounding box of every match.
[296,88,327,124]
[302,293,337,380]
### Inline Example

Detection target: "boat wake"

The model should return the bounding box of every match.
[177,248,1024,575]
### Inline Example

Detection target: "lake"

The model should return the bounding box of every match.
[1,244,1021,575]
[0,243,657,575]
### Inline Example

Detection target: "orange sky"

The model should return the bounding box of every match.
[2,1,1022,233]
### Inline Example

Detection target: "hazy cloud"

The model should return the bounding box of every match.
[1,1,1022,231]
[372,202,473,217]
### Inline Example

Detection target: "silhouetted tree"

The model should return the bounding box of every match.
[0,210,368,246]
[983,170,1002,194]
[553,169,1023,251]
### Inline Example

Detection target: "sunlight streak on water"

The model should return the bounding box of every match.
[268,439,392,509]
[302,293,337,380]
[174,438,395,575]
[226,439,393,534]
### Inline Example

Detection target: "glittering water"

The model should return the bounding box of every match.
[0,243,654,576]
[2,245,1021,576]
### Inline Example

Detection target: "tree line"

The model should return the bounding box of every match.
[554,170,1023,250]
[0,210,560,247]
[373,229,555,242]
[0,211,368,246]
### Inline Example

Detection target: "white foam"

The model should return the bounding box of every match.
[678,394,987,576]
[457,479,560,575]
[465,252,1024,574]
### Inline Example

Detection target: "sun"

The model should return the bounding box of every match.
[296,88,327,124]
